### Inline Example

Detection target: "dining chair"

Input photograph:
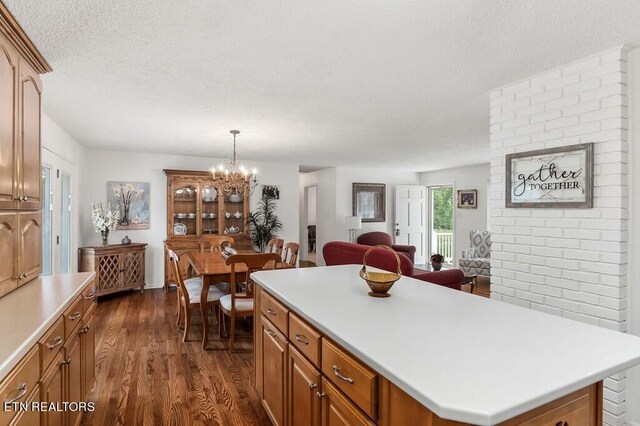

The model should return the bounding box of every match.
[265,238,284,257]
[282,242,299,267]
[199,235,235,253]
[219,253,282,352]
[167,249,228,343]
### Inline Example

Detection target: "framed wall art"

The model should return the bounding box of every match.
[457,189,477,209]
[107,181,150,229]
[505,143,593,208]
[352,183,386,222]
[262,185,280,200]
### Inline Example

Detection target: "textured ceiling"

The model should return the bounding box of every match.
[5,0,640,171]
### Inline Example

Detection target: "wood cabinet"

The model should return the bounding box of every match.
[0,3,51,298]
[78,243,147,297]
[254,285,604,426]
[288,345,321,426]
[261,315,288,426]
[0,211,41,298]
[40,351,65,426]
[163,169,252,291]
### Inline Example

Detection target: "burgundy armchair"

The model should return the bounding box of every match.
[356,231,416,264]
[323,241,464,291]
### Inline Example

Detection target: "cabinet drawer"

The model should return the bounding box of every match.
[39,316,65,372]
[64,295,83,339]
[259,289,289,335]
[82,280,97,314]
[322,339,378,420]
[0,345,39,426]
[288,312,321,367]
[504,385,595,426]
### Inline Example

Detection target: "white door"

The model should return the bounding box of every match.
[394,185,426,264]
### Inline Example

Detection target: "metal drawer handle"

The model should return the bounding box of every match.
[47,336,63,349]
[294,333,309,345]
[61,356,71,366]
[68,312,81,320]
[80,325,90,334]
[332,365,354,384]
[22,196,28,202]
[266,329,276,337]
[4,383,27,403]
[83,292,96,300]
[266,308,277,316]
[309,383,317,390]
[316,391,325,399]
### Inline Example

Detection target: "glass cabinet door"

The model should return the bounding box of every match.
[171,183,198,236]
[201,185,219,235]
[222,191,246,236]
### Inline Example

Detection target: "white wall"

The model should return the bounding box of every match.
[299,167,420,265]
[308,186,317,225]
[419,163,490,265]
[490,46,630,425]
[79,149,299,288]
[41,113,84,273]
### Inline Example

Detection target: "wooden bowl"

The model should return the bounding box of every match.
[359,245,402,298]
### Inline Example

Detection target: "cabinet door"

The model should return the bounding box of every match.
[9,386,40,426]
[17,58,41,209]
[96,253,122,294]
[123,249,144,287]
[66,330,82,426]
[288,344,321,426]
[261,316,287,426]
[0,212,17,298]
[17,211,41,284]
[0,34,17,209]
[170,182,198,237]
[41,351,65,426]
[321,379,374,426]
[81,309,96,400]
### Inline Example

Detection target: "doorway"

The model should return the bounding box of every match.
[41,149,75,275]
[304,186,317,265]
[427,185,454,264]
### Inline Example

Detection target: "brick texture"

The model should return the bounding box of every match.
[489,46,629,425]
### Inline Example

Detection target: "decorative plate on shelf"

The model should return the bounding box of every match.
[202,187,217,202]
[173,223,187,236]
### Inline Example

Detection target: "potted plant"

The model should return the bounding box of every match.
[246,198,283,252]
[430,253,444,271]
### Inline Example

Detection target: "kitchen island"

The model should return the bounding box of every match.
[252,265,640,425]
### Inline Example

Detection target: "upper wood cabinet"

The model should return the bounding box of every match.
[0,32,45,211]
[0,211,41,298]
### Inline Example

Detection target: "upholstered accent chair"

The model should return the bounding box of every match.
[458,230,491,277]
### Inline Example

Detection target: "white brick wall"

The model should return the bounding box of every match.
[489,46,630,425]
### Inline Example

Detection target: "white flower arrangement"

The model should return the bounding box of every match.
[91,202,120,233]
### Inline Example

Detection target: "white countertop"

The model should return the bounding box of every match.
[0,273,95,379]
[252,265,640,425]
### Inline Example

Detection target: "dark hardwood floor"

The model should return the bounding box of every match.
[81,288,270,426]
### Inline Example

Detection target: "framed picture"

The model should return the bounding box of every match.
[107,181,150,230]
[457,189,477,209]
[262,185,280,200]
[505,143,593,208]
[352,183,386,222]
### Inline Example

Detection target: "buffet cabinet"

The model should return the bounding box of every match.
[0,279,96,426]
[0,3,51,299]
[254,285,603,426]
[163,169,252,292]
[78,243,147,297]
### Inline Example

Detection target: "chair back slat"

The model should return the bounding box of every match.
[167,249,192,302]
[199,236,235,253]
[282,242,299,267]
[226,253,282,300]
[265,238,284,257]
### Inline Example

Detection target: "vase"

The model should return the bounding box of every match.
[101,230,109,246]
[121,235,131,245]
[431,262,442,271]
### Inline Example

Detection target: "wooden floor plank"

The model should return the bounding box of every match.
[81,289,270,426]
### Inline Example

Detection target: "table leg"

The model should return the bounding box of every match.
[201,276,210,349]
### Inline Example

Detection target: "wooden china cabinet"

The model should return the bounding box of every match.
[163,169,251,292]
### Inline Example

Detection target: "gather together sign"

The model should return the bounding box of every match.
[505,143,593,208]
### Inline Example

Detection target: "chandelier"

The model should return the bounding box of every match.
[212,130,258,197]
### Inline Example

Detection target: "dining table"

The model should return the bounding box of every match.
[183,250,293,349]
